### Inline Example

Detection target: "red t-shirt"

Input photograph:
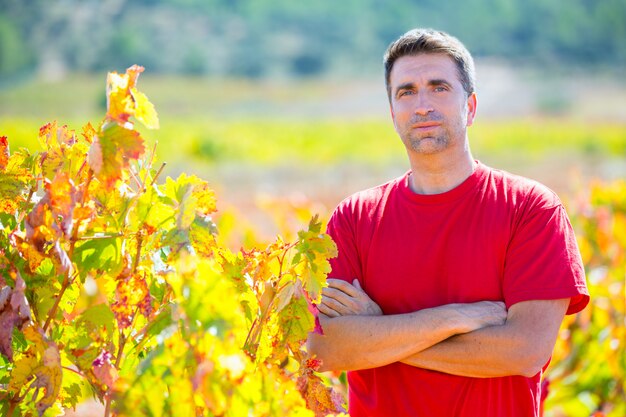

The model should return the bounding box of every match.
[326,162,589,417]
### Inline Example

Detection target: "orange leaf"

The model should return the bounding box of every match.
[111,259,152,329]
[81,122,97,144]
[88,122,145,188]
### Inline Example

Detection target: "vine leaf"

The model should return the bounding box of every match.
[92,350,119,391]
[160,173,218,255]
[0,135,9,169]
[111,258,152,329]
[33,343,63,415]
[9,325,62,416]
[22,172,78,274]
[38,122,76,179]
[297,369,346,417]
[278,281,316,346]
[81,122,97,143]
[131,87,159,129]
[88,122,145,188]
[106,65,142,126]
[293,215,337,303]
[105,64,159,130]
[0,138,34,214]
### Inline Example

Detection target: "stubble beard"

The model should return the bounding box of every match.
[403,109,467,155]
[408,134,450,155]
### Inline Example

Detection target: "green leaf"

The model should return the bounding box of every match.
[134,184,176,233]
[73,236,122,278]
[80,303,116,328]
[279,286,315,347]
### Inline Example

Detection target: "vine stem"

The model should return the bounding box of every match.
[129,167,143,191]
[150,162,167,187]
[103,396,112,417]
[42,271,77,333]
[7,400,17,416]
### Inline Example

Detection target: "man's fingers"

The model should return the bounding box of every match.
[321,278,382,317]
[322,286,357,306]
[326,278,361,297]
[321,292,357,314]
[318,302,341,318]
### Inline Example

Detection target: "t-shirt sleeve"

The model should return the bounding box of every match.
[326,203,362,283]
[503,203,589,315]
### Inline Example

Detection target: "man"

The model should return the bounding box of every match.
[307,28,589,416]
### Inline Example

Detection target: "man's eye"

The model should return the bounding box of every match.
[399,90,414,97]
[434,86,447,92]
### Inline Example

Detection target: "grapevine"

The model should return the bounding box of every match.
[0,65,346,417]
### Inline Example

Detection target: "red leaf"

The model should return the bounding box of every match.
[0,136,9,170]
[92,350,119,389]
[0,272,32,360]
[297,370,346,417]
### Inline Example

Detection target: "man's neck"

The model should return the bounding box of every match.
[407,151,476,195]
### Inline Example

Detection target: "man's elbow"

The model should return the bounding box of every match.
[514,347,553,378]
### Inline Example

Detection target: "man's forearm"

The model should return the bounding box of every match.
[401,325,535,377]
[401,299,570,378]
[308,305,474,372]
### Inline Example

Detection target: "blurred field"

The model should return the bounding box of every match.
[2,67,626,238]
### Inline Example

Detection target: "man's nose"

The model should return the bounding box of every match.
[413,94,434,115]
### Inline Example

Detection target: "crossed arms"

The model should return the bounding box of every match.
[307,279,569,378]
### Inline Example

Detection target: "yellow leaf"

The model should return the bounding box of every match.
[9,349,39,393]
[131,87,159,129]
[32,344,63,415]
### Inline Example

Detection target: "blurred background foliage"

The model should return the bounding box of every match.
[1,0,625,81]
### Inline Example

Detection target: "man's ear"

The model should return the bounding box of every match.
[466,92,477,127]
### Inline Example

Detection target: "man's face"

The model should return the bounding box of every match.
[389,53,476,156]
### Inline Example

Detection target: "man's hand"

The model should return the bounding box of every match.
[319,278,383,317]
[445,301,508,333]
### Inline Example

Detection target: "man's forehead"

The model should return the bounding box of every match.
[390,53,459,83]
